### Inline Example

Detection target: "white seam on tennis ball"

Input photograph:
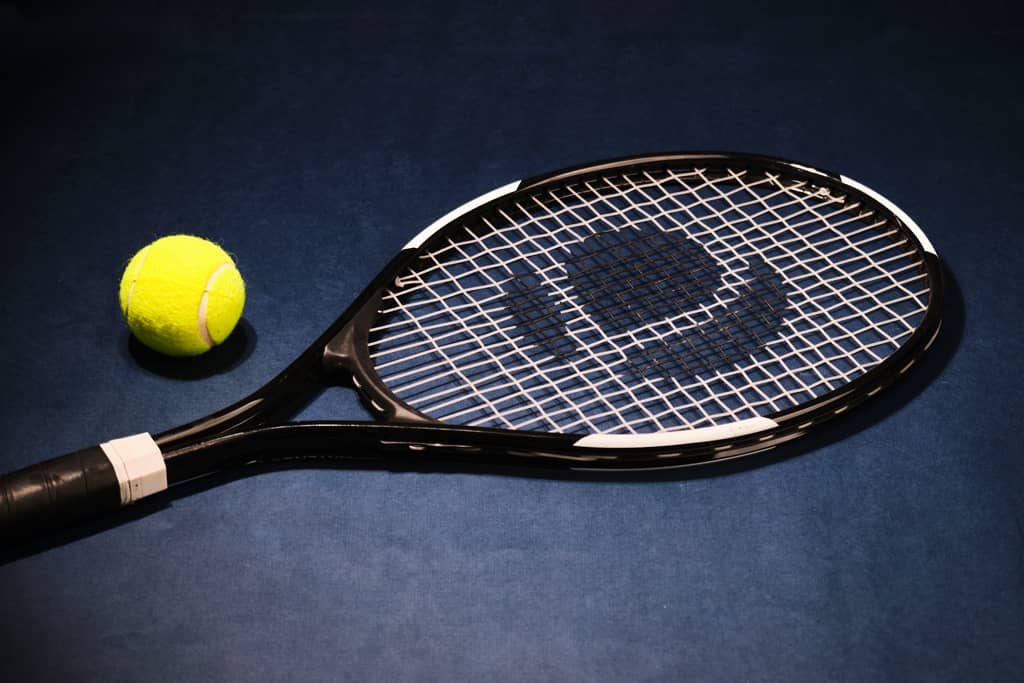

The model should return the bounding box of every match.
[123,246,150,318]
[198,262,234,348]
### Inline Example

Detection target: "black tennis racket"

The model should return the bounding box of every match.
[0,152,943,540]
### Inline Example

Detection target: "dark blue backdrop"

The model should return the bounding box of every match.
[1,2,1021,681]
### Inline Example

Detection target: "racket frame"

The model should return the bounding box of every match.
[157,152,943,479]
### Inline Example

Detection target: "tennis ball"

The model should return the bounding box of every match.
[119,234,245,356]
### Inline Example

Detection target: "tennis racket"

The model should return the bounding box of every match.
[0,152,943,540]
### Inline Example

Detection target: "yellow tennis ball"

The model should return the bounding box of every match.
[119,234,246,356]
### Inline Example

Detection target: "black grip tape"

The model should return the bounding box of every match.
[0,446,121,540]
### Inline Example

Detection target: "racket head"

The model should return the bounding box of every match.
[317,152,942,469]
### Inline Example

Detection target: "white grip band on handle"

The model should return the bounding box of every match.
[100,433,167,505]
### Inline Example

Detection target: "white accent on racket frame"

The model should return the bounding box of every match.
[840,175,936,255]
[100,433,167,505]
[573,416,778,449]
[405,180,522,250]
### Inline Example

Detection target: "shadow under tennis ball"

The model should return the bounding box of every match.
[124,318,257,380]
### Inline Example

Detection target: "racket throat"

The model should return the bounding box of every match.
[323,317,433,426]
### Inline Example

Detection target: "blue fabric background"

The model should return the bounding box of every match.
[1,1,1021,681]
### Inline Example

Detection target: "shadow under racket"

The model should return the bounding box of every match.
[1,263,963,565]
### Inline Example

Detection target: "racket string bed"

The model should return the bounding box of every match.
[368,164,930,435]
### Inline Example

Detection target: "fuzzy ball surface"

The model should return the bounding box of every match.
[119,234,245,356]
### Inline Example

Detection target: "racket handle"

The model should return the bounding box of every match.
[0,446,121,540]
[0,434,167,541]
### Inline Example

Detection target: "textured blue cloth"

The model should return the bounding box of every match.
[1,2,1021,681]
